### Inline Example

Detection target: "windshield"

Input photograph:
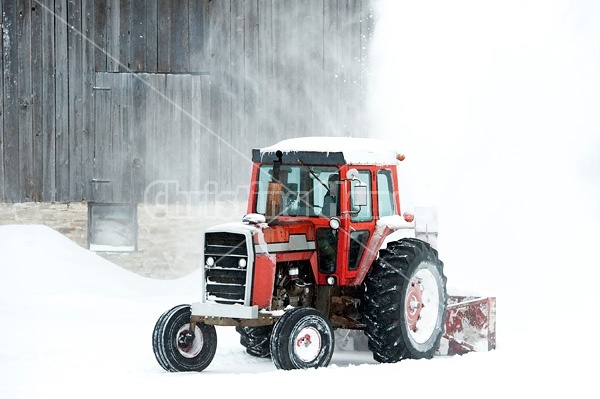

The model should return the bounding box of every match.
[255,165,339,217]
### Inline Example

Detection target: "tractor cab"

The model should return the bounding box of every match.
[248,138,403,287]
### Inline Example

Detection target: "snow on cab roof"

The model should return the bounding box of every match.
[254,136,401,165]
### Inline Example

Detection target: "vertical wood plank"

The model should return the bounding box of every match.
[145,0,158,72]
[131,74,147,202]
[31,0,43,202]
[119,0,131,72]
[130,0,146,71]
[199,75,211,192]
[181,74,194,193]
[0,0,4,200]
[93,0,107,71]
[157,0,172,72]
[323,0,339,137]
[68,0,84,199]
[17,0,33,202]
[337,0,352,136]
[55,0,70,200]
[82,0,95,200]
[243,0,259,176]
[120,73,133,202]
[257,0,273,145]
[360,0,374,136]
[189,0,209,73]
[111,73,124,202]
[306,0,324,136]
[171,0,189,72]
[208,0,231,195]
[42,0,56,201]
[190,75,201,193]
[92,73,112,202]
[3,0,20,202]
[106,0,120,72]
[270,0,284,142]
[230,0,244,189]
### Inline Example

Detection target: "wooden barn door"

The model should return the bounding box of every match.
[91,72,211,205]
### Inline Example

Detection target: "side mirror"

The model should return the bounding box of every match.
[353,184,368,207]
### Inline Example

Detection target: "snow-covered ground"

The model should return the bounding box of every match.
[2,0,599,397]
[0,223,595,399]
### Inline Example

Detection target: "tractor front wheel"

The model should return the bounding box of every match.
[269,307,334,370]
[152,305,217,372]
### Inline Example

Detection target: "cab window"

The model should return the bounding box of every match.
[350,170,372,222]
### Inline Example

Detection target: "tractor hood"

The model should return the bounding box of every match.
[205,218,317,256]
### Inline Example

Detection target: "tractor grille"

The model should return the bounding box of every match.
[204,232,249,305]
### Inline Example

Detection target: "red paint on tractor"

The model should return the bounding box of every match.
[251,254,276,308]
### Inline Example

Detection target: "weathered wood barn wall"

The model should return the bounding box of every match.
[0,0,373,204]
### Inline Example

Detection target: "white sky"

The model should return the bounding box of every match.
[367,0,600,338]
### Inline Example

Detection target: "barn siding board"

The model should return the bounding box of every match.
[0,0,4,200]
[145,0,158,72]
[17,0,33,202]
[190,75,202,193]
[110,73,124,202]
[257,0,273,146]
[323,0,338,137]
[82,0,95,200]
[55,0,69,201]
[189,0,209,73]
[1,1,372,203]
[306,0,324,135]
[360,1,373,136]
[171,0,190,72]
[106,0,120,72]
[68,0,84,200]
[157,0,172,72]
[93,0,107,71]
[118,0,131,72]
[208,0,228,195]
[131,0,146,71]
[243,0,259,169]
[121,73,134,202]
[94,72,111,202]
[132,75,147,202]
[231,0,245,189]
[3,1,21,202]
[31,2,43,202]
[41,0,56,201]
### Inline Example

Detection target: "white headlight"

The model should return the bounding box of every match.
[206,257,215,267]
[238,258,247,268]
[326,276,336,285]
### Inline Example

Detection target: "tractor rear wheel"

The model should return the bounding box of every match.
[236,325,272,358]
[152,305,217,372]
[269,307,334,370]
[363,238,447,363]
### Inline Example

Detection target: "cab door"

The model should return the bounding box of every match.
[338,168,376,284]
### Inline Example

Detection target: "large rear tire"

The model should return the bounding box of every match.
[236,325,273,358]
[152,305,217,372]
[269,307,334,370]
[364,238,447,363]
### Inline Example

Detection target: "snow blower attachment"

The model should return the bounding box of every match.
[152,137,496,372]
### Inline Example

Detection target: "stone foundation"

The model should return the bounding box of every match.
[0,201,245,279]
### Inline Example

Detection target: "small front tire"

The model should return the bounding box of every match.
[152,305,217,372]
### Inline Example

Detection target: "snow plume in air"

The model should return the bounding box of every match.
[367,0,600,351]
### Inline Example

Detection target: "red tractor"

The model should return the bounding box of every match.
[152,137,494,371]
